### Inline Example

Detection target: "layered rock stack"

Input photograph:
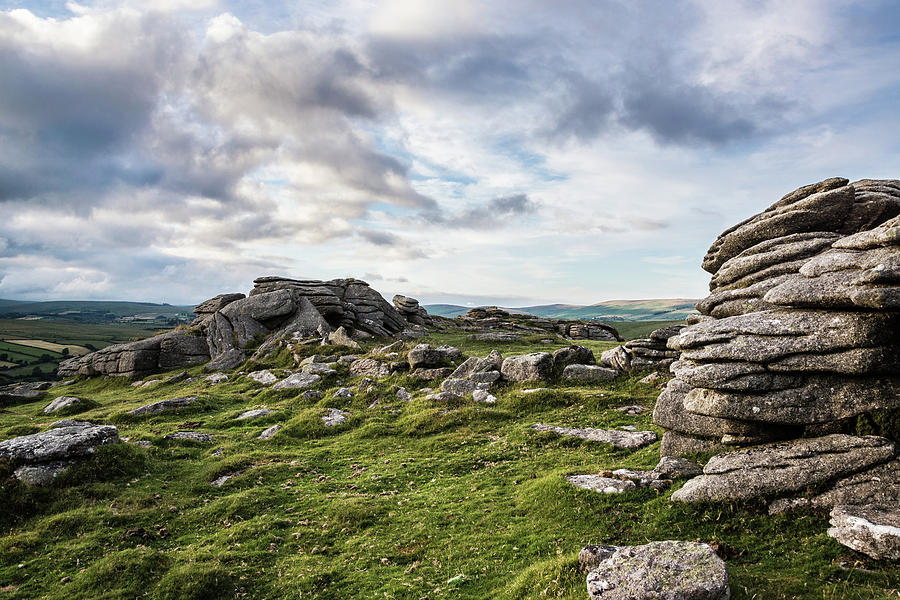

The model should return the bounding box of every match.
[600,325,683,372]
[462,307,621,341]
[59,277,431,379]
[655,177,900,511]
[392,295,432,326]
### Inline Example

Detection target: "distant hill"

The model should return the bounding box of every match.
[0,299,195,324]
[424,298,698,321]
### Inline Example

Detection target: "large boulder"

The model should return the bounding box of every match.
[58,330,209,380]
[501,353,553,382]
[1,423,120,484]
[407,344,461,369]
[586,541,730,600]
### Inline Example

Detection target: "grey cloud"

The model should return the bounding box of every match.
[358,230,400,246]
[429,194,539,229]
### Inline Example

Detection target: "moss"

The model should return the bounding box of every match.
[853,408,900,442]
[152,561,234,600]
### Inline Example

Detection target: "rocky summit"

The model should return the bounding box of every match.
[656,177,900,512]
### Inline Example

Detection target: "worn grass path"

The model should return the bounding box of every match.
[1,335,898,599]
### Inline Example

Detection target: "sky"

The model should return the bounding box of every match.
[1,0,899,307]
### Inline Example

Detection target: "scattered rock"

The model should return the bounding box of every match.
[50,419,92,429]
[163,431,213,442]
[530,424,657,449]
[408,344,461,369]
[426,391,461,402]
[205,373,228,385]
[639,372,667,385]
[552,345,596,371]
[236,408,273,420]
[350,358,391,378]
[586,541,730,600]
[441,378,490,397]
[258,425,281,440]
[211,470,245,487]
[322,326,361,349]
[472,389,497,403]
[129,396,198,416]
[579,545,619,572]
[568,474,637,494]
[164,371,190,384]
[411,367,454,379]
[501,353,553,382]
[248,370,278,384]
[333,388,354,398]
[322,408,350,426]
[273,373,321,390]
[614,405,648,415]
[0,425,120,464]
[562,364,619,382]
[828,504,900,561]
[522,388,550,394]
[395,387,412,401]
[302,363,337,376]
[469,332,521,341]
[302,390,324,400]
[43,396,88,414]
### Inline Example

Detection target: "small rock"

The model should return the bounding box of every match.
[579,545,620,572]
[302,390,324,400]
[350,358,391,378]
[236,408,273,420]
[163,431,212,442]
[273,373,321,390]
[302,363,337,376]
[322,325,361,349]
[129,396,198,416]
[639,372,667,385]
[426,391,461,402]
[43,396,88,414]
[522,388,550,394]
[50,419,93,429]
[205,373,229,385]
[614,405,648,415]
[333,388,354,399]
[395,387,412,401]
[322,408,350,427]
[568,475,637,494]
[164,371,190,384]
[531,424,657,449]
[828,504,900,561]
[472,389,497,403]
[258,425,281,440]
[211,470,244,487]
[562,364,619,382]
[248,370,278,385]
[141,379,163,388]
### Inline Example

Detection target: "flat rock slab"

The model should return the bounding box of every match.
[615,405,649,415]
[0,425,120,463]
[164,431,213,442]
[568,474,637,494]
[0,381,50,405]
[43,396,87,414]
[563,364,619,382]
[302,363,337,376]
[129,396,198,416]
[258,424,281,440]
[273,373,321,390]
[531,424,657,449]
[322,408,350,427]
[828,504,900,561]
[205,373,228,384]
[587,541,730,600]
[248,370,278,384]
[50,419,93,429]
[14,460,77,486]
[769,459,900,515]
[236,408,273,420]
[672,434,895,503]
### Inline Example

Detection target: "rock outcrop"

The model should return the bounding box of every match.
[600,325,683,373]
[461,306,621,341]
[59,277,435,380]
[828,504,900,561]
[659,178,900,510]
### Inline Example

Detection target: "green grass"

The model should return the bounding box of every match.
[0,337,897,599]
[0,319,161,348]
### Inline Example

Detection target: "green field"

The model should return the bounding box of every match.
[425,299,698,322]
[0,320,161,383]
[0,333,896,599]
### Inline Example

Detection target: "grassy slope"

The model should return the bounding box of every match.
[0,319,162,348]
[0,300,194,318]
[0,334,897,599]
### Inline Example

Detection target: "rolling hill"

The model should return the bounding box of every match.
[424,298,698,321]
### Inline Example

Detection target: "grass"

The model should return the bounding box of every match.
[0,334,897,599]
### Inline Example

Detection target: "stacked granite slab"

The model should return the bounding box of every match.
[600,325,684,372]
[392,295,432,326]
[656,178,900,511]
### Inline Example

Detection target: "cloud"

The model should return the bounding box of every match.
[426,193,539,229]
